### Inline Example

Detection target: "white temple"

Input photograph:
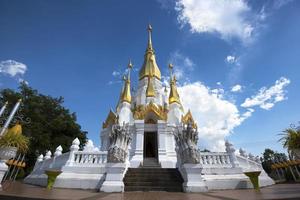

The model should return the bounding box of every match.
[25,25,274,192]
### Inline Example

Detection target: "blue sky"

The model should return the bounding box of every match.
[0,0,299,155]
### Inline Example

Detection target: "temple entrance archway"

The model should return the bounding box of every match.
[143,131,159,167]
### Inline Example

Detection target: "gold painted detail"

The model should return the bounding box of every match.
[133,102,167,120]
[8,122,22,135]
[102,109,118,128]
[146,76,155,97]
[181,110,197,128]
[139,24,161,80]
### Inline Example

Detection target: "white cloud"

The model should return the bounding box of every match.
[169,51,195,81]
[231,84,242,92]
[226,55,237,64]
[175,0,254,42]
[178,82,251,151]
[0,60,27,77]
[112,70,121,77]
[241,77,290,110]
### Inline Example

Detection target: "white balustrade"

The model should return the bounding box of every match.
[73,151,107,165]
[200,152,232,168]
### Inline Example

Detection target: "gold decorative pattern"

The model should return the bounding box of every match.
[146,76,155,97]
[102,109,118,128]
[133,102,167,121]
[181,110,197,128]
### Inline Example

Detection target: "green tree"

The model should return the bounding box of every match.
[279,125,300,159]
[0,83,87,175]
[261,148,287,174]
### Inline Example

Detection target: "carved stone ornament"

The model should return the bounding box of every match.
[107,122,132,163]
[175,121,200,164]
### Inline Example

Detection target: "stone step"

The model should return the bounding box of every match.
[124,168,184,192]
[124,181,183,187]
[124,185,183,192]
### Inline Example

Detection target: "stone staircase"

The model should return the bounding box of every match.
[123,167,184,192]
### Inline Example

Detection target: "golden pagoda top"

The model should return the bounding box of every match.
[119,61,132,103]
[139,24,161,80]
[168,63,181,105]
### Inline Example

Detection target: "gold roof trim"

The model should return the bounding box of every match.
[181,110,197,128]
[133,102,167,121]
[102,109,118,128]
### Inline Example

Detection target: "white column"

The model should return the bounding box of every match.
[129,120,144,168]
[157,120,175,168]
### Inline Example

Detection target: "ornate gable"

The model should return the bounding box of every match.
[181,110,197,128]
[102,109,118,128]
[133,101,167,121]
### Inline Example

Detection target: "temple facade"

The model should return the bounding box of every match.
[25,26,274,192]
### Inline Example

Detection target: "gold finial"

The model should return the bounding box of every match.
[147,24,153,50]
[127,60,133,80]
[168,63,174,80]
[128,59,133,69]
[4,101,8,106]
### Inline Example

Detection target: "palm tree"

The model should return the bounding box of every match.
[279,126,300,159]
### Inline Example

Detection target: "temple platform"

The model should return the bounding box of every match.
[0,182,300,200]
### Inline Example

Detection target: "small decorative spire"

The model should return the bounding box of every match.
[147,24,153,50]
[120,63,132,103]
[168,63,173,79]
[169,64,181,105]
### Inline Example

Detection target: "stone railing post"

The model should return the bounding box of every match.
[33,154,44,171]
[65,138,80,166]
[225,140,239,168]
[54,146,63,157]
[44,151,52,160]
[239,148,247,157]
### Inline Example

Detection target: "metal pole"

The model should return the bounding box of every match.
[12,154,25,182]
[0,101,8,117]
[0,99,22,136]
[8,154,21,181]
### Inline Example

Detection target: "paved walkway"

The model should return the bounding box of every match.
[0,182,300,200]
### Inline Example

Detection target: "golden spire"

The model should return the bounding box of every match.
[139,24,161,80]
[168,63,181,105]
[119,61,132,103]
